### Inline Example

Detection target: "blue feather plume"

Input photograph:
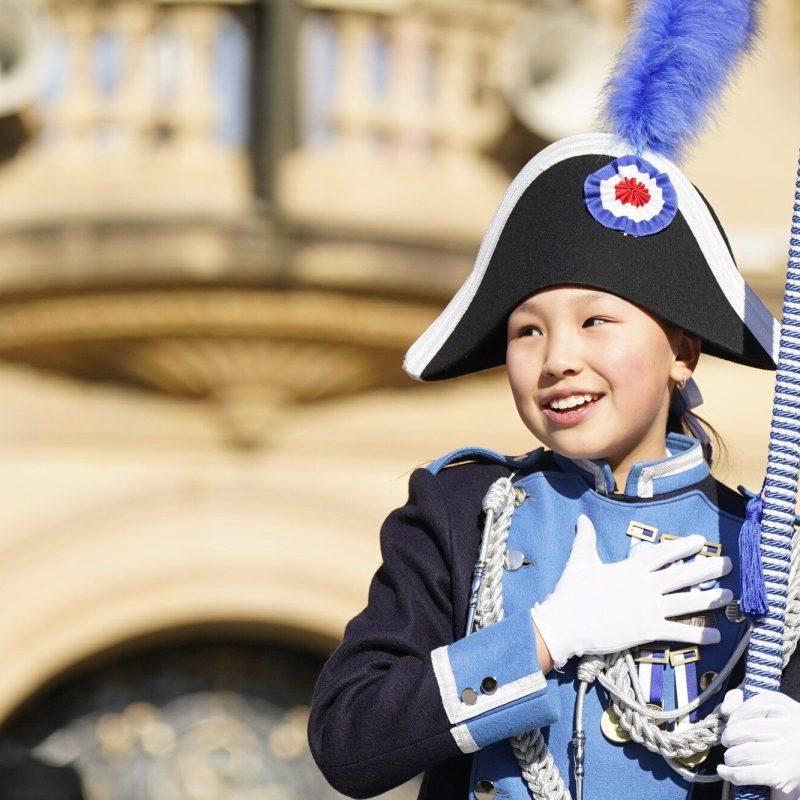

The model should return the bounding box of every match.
[602,0,762,162]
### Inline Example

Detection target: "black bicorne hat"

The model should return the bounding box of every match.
[404,134,777,381]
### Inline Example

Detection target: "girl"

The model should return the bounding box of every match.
[309,3,800,799]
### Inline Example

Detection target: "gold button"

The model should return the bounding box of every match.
[676,749,709,767]
[461,687,478,705]
[600,705,631,744]
[481,676,498,694]
[513,487,527,506]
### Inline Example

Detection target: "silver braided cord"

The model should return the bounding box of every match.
[472,477,800,799]
[474,479,516,632]
[474,477,571,800]
[608,651,725,768]
[512,730,570,800]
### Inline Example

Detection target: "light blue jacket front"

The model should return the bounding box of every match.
[426,434,747,800]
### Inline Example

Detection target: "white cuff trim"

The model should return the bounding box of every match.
[431,645,547,724]
[432,646,460,721]
[451,724,479,754]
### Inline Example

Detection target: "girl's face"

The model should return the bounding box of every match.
[506,286,700,487]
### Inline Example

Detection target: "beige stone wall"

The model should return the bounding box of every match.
[685,0,800,272]
[0,0,795,743]
[0,353,777,723]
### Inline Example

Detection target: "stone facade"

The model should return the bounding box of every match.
[0,0,796,796]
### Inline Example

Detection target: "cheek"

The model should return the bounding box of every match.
[605,327,670,365]
[597,342,641,377]
[604,339,671,400]
[506,347,539,402]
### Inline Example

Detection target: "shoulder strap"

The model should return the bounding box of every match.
[425,446,544,475]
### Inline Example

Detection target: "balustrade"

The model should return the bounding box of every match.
[299,4,514,160]
[0,0,252,224]
[44,1,248,153]
[285,0,528,242]
[1,0,530,239]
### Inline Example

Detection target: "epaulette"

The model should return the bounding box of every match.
[425,446,543,476]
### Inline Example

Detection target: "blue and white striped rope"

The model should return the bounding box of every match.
[735,153,800,800]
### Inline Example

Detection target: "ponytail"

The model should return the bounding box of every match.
[667,405,725,467]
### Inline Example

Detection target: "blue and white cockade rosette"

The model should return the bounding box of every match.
[584,155,679,237]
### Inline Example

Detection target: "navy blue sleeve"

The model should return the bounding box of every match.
[308,466,559,799]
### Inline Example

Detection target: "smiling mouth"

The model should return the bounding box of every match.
[546,393,600,411]
[542,393,602,425]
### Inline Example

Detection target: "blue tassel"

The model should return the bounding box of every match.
[739,493,769,619]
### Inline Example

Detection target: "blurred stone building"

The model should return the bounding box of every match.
[0,0,796,798]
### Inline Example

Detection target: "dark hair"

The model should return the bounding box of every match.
[667,405,726,468]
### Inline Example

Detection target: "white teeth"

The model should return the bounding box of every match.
[549,394,598,411]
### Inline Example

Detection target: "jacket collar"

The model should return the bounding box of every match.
[552,433,708,498]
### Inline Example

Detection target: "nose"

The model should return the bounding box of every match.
[541,329,583,379]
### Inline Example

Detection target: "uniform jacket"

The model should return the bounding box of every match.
[309,435,800,800]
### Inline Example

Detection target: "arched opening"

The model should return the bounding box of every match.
[0,626,420,800]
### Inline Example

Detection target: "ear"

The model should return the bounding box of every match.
[669,331,701,385]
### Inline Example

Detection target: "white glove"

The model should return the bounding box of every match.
[718,688,800,800]
[530,514,733,669]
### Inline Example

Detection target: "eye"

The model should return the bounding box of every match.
[583,317,609,328]
[518,325,542,337]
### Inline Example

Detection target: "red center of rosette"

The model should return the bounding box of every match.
[614,176,651,207]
